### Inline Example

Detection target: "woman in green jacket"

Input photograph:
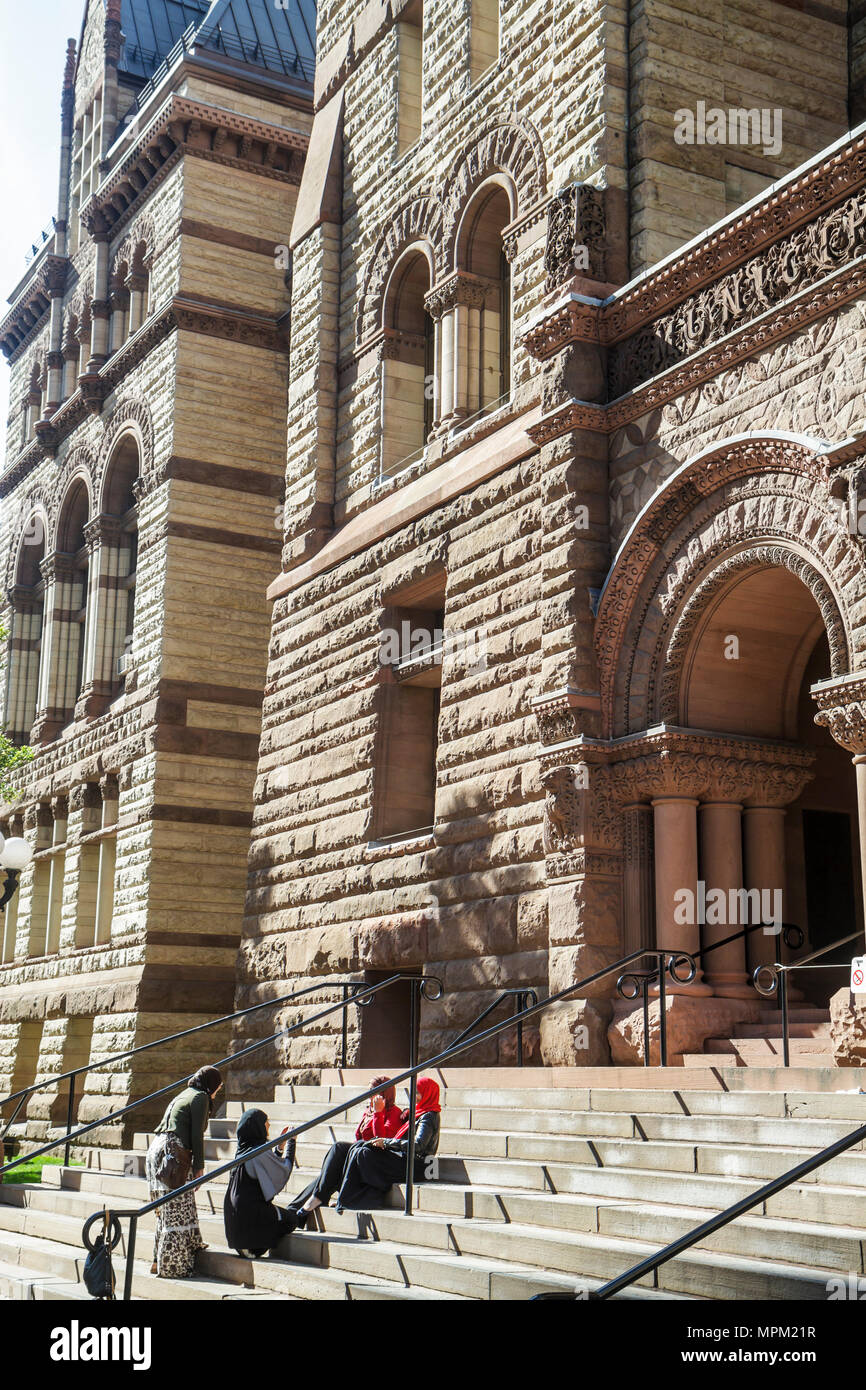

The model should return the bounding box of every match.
[146,1066,223,1278]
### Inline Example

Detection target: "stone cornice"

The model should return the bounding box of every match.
[84,96,308,243]
[812,672,866,753]
[525,253,866,443]
[539,725,815,806]
[0,256,69,362]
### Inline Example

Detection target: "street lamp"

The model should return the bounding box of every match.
[0,836,34,911]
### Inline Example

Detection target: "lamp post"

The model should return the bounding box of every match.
[0,836,34,911]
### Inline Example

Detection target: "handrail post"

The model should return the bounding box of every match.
[404,980,420,1216]
[515,992,524,1067]
[124,1214,137,1301]
[641,976,651,1067]
[341,983,349,1069]
[780,965,790,1067]
[64,1075,76,1168]
[658,952,668,1067]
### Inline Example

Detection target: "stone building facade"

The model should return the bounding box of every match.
[0,0,314,1142]
[235,0,866,1083]
[7,0,866,1124]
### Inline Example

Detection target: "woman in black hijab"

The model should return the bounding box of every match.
[223,1109,296,1259]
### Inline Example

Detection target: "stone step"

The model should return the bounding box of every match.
[35,1163,864,1272]
[13,1148,866,1283]
[728,1023,832,1038]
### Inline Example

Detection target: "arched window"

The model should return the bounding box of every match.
[4,516,47,744]
[381,249,435,476]
[456,182,512,414]
[53,480,91,723]
[99,434,140,693]
[470,0,499,82]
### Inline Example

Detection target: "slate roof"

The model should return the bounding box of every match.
[119,0,316,83]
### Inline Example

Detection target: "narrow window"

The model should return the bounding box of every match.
[373,576,446,841]
[470,0,499,82]
[381,250,434,477]
[396,0,423,155]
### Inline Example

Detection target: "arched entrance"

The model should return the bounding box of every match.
[580,433,866,1062]
[668,563,861,1007]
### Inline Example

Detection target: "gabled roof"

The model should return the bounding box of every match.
[119,0,316,83]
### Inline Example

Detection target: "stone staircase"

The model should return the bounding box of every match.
[2,1067,866,1301]
[682,1005,834,1067]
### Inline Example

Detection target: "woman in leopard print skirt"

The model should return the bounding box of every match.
[145,1066,223,1279]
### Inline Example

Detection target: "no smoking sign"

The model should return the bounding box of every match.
[851,957,866,992]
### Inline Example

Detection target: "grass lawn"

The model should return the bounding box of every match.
[2,1154,83,1185]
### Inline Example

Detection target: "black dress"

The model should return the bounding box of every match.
[337,1112,441,1211]
[224,1149,295,1257]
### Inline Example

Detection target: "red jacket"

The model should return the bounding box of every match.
[356,1104,403,1140]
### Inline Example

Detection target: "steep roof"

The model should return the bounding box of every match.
[119,0,316,83]
[119,0,211,78]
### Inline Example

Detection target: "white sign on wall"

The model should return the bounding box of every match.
[851,957,866,992]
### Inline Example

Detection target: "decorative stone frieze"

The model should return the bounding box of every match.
[543,183,606,292]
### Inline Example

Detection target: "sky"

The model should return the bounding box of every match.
[0,0,85,462]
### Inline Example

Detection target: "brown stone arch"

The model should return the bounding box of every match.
[96,397,155,498]
[356,196,441,346]
[438,117,546,275]
[4,494,51,592]
[594,433,865,738]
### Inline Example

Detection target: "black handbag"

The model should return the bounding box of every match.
[83,1235,116,1300]
[154,1135,192,1191]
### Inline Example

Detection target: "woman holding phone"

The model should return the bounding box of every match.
[224,1108,296,1258]
[287,1075,402,1229]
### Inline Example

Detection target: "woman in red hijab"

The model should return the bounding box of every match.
[287,1076,402,1229]
[336,1077,441,1212]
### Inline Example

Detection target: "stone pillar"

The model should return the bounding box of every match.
[652,797,712,994]
[700,800,751,997]
[76,515,125,720]
[4,586,44,744]
[743,806,788,974]
[622,802,654,955]
[31,553,79,743]
[126,272,147,336]
[44,270,67,413]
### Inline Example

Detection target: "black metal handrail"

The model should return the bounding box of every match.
[450,988,540,1065]
[752,927,862,1065]
[0,974,420,1176]
[87,946,697,1299]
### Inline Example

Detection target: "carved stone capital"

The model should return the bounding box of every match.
[811,673,866,754]
[84,514,125,551]
[424,271,493,319]
[39,551,77,586]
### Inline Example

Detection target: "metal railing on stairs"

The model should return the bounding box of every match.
[0,974,425,1176]
[82,946,698,1299]
[752,927,862,1066]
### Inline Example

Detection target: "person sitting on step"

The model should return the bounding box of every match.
[336,1076,441,1213]
[224,1108,296,1259]
[288,1075,402,1230]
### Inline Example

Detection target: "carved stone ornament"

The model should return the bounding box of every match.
[813,673,866,754]
[609,184,866,395]
[544,184,606,292]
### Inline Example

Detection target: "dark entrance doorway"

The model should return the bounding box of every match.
[356,970,420,1068]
